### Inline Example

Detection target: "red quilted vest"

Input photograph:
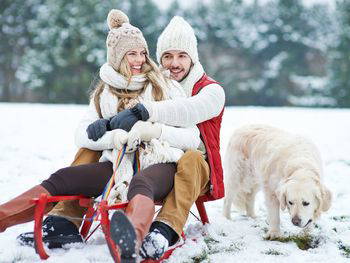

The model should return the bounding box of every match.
[192,74,225,200]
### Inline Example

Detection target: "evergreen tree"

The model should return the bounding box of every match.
[184,0,332,106]
[164,0,184,20]
[17,0,163,103]
[328,0,350,107]
[184,0,245,105]
[18,0,110,103]
[245,0,328,106]
[0,0,40,101]
[0,0,339,106]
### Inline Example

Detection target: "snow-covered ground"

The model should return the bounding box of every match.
[0,103,349,263]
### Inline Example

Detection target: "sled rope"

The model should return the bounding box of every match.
[90,146,126,222]
[92,145,140,221]
[101,145,126,201]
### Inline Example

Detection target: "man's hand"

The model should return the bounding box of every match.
[86,119,111,141]
[126,121,162,152]
[110,103,149,132]
[113,129,128,150]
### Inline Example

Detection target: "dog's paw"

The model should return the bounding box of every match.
[223,212,232,220]
[246,212,257,219]
[264,229,281,240]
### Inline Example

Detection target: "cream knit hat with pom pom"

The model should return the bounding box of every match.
[106,9,149,71]
[156,16,199,64]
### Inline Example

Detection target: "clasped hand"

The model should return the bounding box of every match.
[113,121,162,153]
[86,103,149,142]
[86,103,157,152]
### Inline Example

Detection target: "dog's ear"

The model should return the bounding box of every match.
[315,190,322,219]
[276,185,287,211]
[321,185,332,212]
[315,185,332,218]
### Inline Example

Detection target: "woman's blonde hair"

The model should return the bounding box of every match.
[92,53,168,115]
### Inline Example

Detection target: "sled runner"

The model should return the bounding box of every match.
[31,193,210,262]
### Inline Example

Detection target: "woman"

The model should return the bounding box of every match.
[0,9,199,263]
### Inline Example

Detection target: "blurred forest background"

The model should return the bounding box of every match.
[1,0,349,107]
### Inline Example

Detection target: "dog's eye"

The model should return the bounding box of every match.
[302,201,310,206]
[288,201,293,205]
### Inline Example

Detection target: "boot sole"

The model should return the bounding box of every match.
[17,232,83,249]
[110,211,137,263]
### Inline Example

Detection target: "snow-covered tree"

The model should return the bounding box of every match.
[328,0,350,107]
[17,0,163,103]
[0,0,40,101]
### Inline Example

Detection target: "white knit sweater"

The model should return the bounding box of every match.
[143,62,225,128]
[75,68,200,203]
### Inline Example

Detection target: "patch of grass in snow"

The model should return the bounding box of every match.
[270,234,320,250]
[218,231,228,237]
[263,248,286,256]
[204,236,220,245]
[338,241,350,258]
[188,250,209,263]
[10,254,25,263]
[262,226,269,233]
[209,242,243,255]
[332,215,350,222]
[203,236,243,255]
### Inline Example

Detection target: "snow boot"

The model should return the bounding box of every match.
[110,194,155,263]
[139,228,169,260]
[17,215,83,248]
[140,221,178,260]
[0,185,52,233]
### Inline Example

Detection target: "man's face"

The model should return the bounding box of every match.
[161,50,192,82]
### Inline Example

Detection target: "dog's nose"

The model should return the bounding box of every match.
[292,216,301,226]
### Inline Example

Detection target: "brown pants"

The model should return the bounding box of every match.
[50,149,210,235]
[48,148,102,227]
[156,150,210,236]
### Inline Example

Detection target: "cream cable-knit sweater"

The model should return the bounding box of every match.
[75,80,200,202]
[143,62,225,128]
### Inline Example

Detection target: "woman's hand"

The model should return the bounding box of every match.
[86,119,111,141]
[110,103,149,132]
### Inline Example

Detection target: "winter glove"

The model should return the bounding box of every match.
[86,119,111,141]
[113,129,129,150]
[110,103,149,132]
[126,121,162,152]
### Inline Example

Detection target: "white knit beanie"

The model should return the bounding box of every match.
[156,16,199,64]
[106,9,149,71]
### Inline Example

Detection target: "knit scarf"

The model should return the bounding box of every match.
[99,63,146,91]
[98,65,183,204]
[180,62,205,97]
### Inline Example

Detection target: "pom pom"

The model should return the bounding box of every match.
[107,9,129,30]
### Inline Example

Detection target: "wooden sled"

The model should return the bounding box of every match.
[31,194,210,262]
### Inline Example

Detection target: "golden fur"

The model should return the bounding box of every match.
[223,124,332,239]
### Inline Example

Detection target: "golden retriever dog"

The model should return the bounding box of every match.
[222,124,332,239]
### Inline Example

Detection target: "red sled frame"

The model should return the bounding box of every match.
[31,194,210,263]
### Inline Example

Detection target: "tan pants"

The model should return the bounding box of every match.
[156,150,210,236]
[48,148,101,228]
[50,149,209,235]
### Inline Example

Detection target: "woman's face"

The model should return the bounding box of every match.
[125,47,147,75]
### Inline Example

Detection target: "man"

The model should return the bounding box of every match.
[109,16,225,260]
[18,16,225,261]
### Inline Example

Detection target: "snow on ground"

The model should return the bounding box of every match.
[0,103,349,262]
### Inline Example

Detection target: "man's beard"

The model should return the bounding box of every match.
[177,64,193,82]
[178,70,190,82]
